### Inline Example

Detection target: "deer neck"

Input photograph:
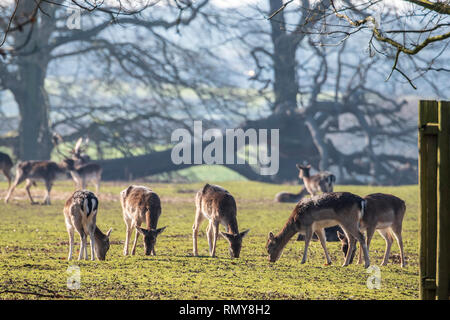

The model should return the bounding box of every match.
[226,218,239,235]
[275,217,299,253]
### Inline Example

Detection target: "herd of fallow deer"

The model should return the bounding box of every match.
[0,143,406,268]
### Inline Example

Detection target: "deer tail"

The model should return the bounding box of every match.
[360,199,366,220]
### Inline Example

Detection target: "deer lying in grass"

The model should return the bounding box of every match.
[121,185,167,256]
[64,190,112,260]
[266,192,370,268]
[4,159,74,205]
[337,193,406,267]
[0,152,13,189]
[193,184,250,258]
[274,164,335,203]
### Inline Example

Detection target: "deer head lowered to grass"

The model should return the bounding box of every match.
[266,192,370,268]
[120,185,167,256]
[192,183,250,258]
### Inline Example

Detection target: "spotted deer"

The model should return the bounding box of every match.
[0,152,13,189]
[266,192,370,268]
[337,193,406,267]
[4,159,74,205]
[120,185,167,256]
[64,190,112,260]
[193,184,250,258]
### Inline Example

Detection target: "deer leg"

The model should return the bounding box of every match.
[78,231,87,260]
[316,228,332,265]
[345,225,370,268]
[43,180,53,205]
[378,228,393,266]
[66,223,74,261]
[209,221,219,258]
[300,228,313,264]
[206,221,214,255]
[192,208,204,257]
[4,175,22,203]
[131,222,141,255]
[25,179,38,205]
[123,220,132,256]
[390,224,405,267]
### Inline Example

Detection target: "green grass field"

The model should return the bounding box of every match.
[0,180,419,300]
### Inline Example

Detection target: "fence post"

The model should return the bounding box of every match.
[418,100,438,300]
[437,101,450,300]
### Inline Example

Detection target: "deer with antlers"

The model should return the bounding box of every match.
[64,190,112,260]
[121,185,167,256]
[4,159,75,205]
[54,137,102,193]
[0,152,13,189]
[193,184,250,258]
[337,193,406,267]
[266,192,370,268]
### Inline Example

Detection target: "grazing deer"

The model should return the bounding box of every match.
[296,164,335,196]
[64,190,112,260]
[0,152,13,189]
[120,185,167,256]
[266,192,370,268]
[4,159,74,205]
[337,193,406,267]
[193,184,250,258]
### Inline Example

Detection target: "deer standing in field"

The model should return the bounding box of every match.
[266,192,370,268]
[274,164,335,203]
[193,184,250,258]
[121,185,167,256]
[4,159,74,205]
[337,193,406,267]
[59,137,102,193]
[64,190,112,260]
[0,152,13,189]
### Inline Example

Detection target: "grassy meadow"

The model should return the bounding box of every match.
[0,179,419,300]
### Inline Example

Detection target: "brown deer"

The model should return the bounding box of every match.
[274,164,335,203]
[297,164,335,195]
[61,137,102,193]
[337,193,406,267]
[266,192,370,268]
[120,185,167,256]
[193,184,250,258]
[0,151,13,189]
[4,159,74,205]
[64,190,112,260]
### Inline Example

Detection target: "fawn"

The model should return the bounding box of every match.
[192,184,250,258]
[266,192,370,267]
[120,185,167,256]
[64,190,112,260]
[337,193,406,267]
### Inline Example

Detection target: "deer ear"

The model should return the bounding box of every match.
[268,232,275,240]
[135,226,149,236]
[219,232,233,242]
[106,228,112,238]
[155,226,167,236]
[240,229,250,238]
